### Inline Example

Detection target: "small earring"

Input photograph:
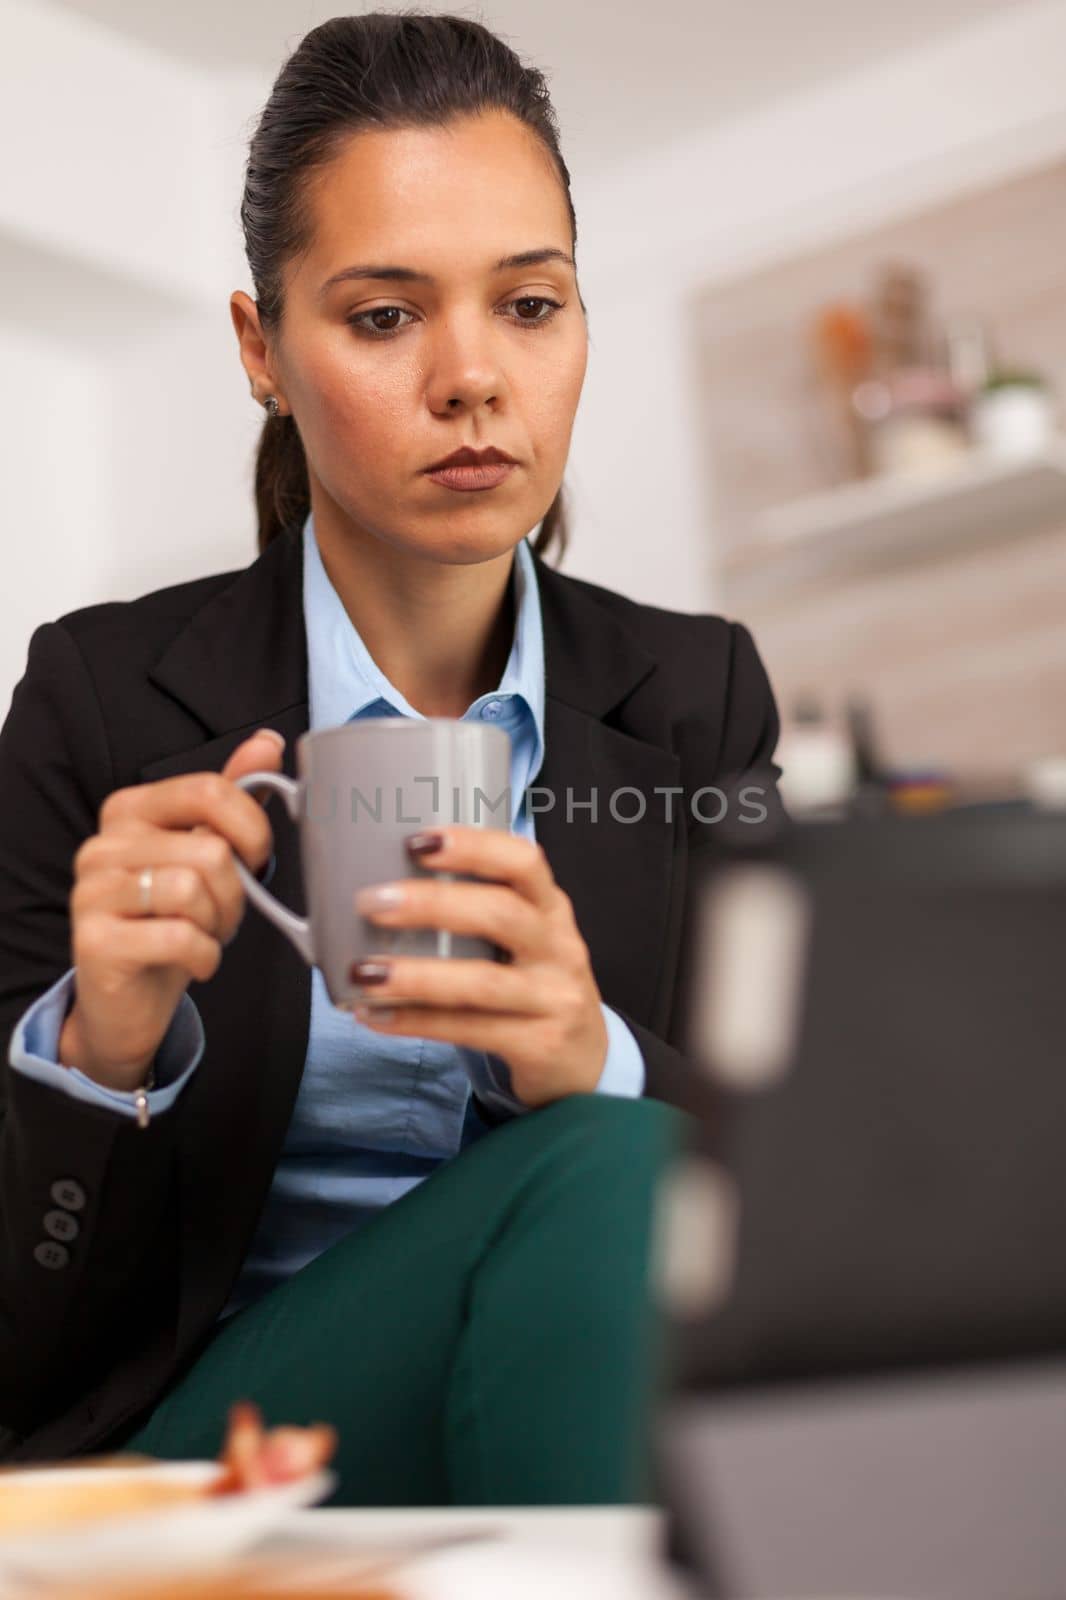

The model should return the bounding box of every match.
[263,394,280,419]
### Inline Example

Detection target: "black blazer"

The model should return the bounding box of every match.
[0,527,781,1463]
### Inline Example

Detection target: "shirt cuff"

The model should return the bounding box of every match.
[462,1000,646,1118]
[8,967,205,1119]
[595,1002,647,1097]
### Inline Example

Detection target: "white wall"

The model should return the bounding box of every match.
[0,0,256,711]
[0,0,227,299]
[3,0,1066,721]
[0,322,102,687]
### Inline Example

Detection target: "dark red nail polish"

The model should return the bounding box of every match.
[406,831,444,856]
[349,960,390,985]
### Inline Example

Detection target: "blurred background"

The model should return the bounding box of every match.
[3,0,1064,789]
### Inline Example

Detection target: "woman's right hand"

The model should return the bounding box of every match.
[57,729,285,1093]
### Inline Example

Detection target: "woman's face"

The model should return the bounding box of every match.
[257,110,587,565]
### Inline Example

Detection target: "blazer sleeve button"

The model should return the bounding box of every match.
[43,1210,79,1243]
[33,1242,70,1271]
[50,1180,87,1212]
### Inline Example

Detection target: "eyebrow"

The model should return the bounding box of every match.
[318,247,575,297]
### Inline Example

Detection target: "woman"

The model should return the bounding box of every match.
[0,14,781,1504]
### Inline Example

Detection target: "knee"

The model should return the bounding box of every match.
[538,1089,682,1139]
[527,1092,684,1188]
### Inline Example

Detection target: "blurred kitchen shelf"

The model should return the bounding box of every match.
[720,439,1066,604]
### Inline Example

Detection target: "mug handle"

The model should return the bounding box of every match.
[231,770,315,966]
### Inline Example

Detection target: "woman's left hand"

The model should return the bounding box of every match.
[348,824,609,1107]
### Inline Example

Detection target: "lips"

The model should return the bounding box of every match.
[423,444,517,472]
[425,461,516,492]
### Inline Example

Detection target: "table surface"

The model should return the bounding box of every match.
[258,1505,699,1599]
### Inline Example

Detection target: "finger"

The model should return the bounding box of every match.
[98,755,278,877]
[348,954,550,1015]
[220,728,285,783]
[221,728,285,811]
[354,877,545,961]
[75,911,223,985]
[72,863,225,941]
[404,824,560,912]
[76,828,246,936]
[354,1001,531,1055]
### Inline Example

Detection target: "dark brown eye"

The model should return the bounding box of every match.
[507,297,563,327]
[347,306,414,338]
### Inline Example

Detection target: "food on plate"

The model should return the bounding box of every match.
[53,1569,402,1600]
[0,1402,337,1534]
[211,1400,337,1493]
[0,1473,207,1534]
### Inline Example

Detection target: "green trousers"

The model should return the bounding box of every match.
[121,1093,685,1506]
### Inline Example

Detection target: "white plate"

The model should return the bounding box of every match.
[0,1459,334,1587]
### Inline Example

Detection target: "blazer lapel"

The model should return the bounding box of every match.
[135,530,686,1338]
[529,552,685,1034]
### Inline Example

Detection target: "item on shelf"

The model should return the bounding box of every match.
[851,366,969,481]
[972,368,1056,459]
[843,695,893,815]
[776,695,857,816]
[871,262,929,373]
[813,302,874,477]
[885,770,957,815]
[942,314,992,402]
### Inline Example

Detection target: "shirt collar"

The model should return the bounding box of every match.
[301,508,545,780]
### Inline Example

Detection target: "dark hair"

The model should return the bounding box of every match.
[241,11,582,564]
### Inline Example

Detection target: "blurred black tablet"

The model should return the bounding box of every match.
[654,807,1066,1599]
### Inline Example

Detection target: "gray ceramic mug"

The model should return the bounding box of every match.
[231,718,513,1008]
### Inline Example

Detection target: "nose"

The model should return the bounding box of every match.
[425,311,505,415]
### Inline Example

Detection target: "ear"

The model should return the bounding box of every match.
[230,290,286,409]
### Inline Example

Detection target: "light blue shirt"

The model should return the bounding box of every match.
[9,512,645,1314]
